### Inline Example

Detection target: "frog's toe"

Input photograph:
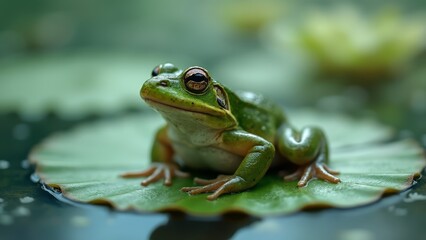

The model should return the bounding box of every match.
[315,164,340,184]
[206,177,244,201]
[283,163,340,187]
[141,167,166,186]
[181,175,244,200]
[193,175,231,185]
[297,165,314,187]
[182,180,227,195]
[322,164,340,175]
[120,166,156,178]
[121,163,190,187]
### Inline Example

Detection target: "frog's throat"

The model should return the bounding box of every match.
[143,98,226,118]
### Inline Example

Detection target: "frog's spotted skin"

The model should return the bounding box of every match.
[121,63,339,200]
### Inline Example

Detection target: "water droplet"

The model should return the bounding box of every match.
[388,205,407,216]
[404,192,426,203]
[0,160,10,169]
[30,173,40,183]
[12,206,30,217]
[21,159,30,169]
[19,196,34,204]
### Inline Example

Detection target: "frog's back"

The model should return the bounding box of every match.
[226,88,286,142]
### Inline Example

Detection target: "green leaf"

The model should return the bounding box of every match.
[268,7,426,81]
[0,52,190,119]
[30,111,425,216]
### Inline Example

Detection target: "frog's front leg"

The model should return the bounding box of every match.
[181,130,274,200]
[277,125,340,187]
[120,125,189,186]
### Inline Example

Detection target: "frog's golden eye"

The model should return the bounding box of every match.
[183,67,210,94]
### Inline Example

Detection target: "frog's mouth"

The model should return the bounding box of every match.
[143,98,223,118]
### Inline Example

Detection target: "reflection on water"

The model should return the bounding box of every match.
[150,214,258,240]
[37,178,257,240]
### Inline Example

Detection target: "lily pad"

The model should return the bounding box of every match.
[267,6,426,82]
[0,52,189,119]
[30,111,425,216]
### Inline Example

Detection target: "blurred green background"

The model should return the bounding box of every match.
[1,0,426,239]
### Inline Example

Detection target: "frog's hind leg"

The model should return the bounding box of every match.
[277,125,340,187]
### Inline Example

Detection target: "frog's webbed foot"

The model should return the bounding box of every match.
[283,163,340,187]
[181,175,244,201]
[120,163,189,186]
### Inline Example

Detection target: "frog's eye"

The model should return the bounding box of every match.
[183,67,210,94]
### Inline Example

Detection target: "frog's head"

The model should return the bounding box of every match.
[141,63,237,130]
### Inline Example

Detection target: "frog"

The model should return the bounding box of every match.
[121,63,340,200]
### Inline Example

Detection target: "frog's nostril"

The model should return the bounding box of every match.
[158,80,169,87]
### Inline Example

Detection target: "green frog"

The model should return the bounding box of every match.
[121,63,340,200]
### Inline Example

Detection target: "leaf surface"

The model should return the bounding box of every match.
[30,112,425,216]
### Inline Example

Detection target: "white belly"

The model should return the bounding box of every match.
[172,142,243,174]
